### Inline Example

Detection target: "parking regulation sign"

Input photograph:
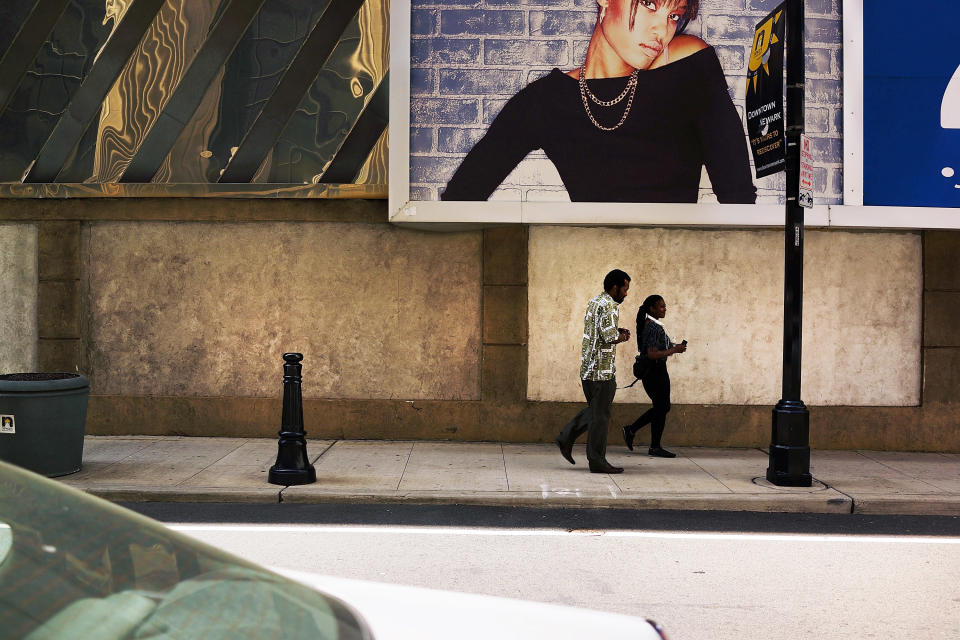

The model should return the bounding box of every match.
[799,134,814,208]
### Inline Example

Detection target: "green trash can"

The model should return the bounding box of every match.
[0,373,90,477]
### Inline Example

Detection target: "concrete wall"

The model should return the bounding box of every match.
[1,198,958,451]
[83,222,482,400]
[0,223,37,373]
[528,227,922,406]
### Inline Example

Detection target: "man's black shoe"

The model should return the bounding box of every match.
[622,425,635,451]
[648,447,676,458]
[555,436,575,465]
[588,461,624,474]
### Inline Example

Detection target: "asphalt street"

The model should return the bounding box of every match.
[125,503,960,640]
[124,502,960,536]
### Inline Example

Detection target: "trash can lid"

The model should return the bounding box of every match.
[0,373,90,392]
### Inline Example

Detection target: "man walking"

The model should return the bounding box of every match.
[556,269,631,474]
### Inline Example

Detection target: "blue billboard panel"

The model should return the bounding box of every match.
[864,2,960,207]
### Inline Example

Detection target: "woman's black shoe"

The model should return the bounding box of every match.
[648,447,676,458]
[621,426,635,451]
[555,436,575,465]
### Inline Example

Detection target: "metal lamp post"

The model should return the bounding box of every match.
[767,0,812,487]
[268,353,316,486]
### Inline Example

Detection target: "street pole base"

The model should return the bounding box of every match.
[766,465,812,487]
[767,399,812,487]
[268,429,316,486]
[268,464,316,486]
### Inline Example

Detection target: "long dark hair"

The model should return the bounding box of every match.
[636,294,664,333]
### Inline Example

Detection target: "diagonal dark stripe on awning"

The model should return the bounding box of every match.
[22,0,167,183]
[0,0,73,118]
[118,0,266,183]
[319,70,389,184]
[218,0,366,183]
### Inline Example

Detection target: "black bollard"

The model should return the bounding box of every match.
[268,353,316,486]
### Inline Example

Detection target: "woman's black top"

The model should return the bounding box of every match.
[441,47,756,203]
[639,320,672,369]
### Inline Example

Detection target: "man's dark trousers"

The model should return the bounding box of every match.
[559,379,617,466]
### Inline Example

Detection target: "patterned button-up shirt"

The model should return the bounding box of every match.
[580,292,621,381]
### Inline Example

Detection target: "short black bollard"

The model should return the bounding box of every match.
[268,353,316,486]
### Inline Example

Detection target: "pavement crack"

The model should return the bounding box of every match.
[396,441,414,491]
[310,439,338,465]
[500,444,509,491]
[816,477,855,513]
[687,455,730,492]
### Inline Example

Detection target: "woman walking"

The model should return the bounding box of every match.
[623,294,686,457]
[441,0,756,204]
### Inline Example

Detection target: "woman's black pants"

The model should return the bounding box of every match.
[629,364,671,448]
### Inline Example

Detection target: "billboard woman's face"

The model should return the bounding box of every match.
[600,0,687,69]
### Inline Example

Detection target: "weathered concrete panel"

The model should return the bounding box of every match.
[483,226,527,285]
[85,223,482,399]
[38,340,82,372]
[0,224,37,373]
[38,222,81,280]
[481,344,526,403]
[483,285,527,345]
[38,281,81,338]
[924,231,960,291]
[924,291,960,347]
[923,348,960,404]
[85,394,960,452]
[528,228,921,406]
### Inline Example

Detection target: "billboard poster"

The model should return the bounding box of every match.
[745,4,785,179]
[407,0,834,208]
[863,1,960,208]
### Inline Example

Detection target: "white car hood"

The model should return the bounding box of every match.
[272,568,665,640]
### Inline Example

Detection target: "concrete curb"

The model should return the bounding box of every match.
[280,491,854,513]
[78,486,854,513]
[851,495,960,516]
[76,485,960,516]
[84,487,281,503]
[75,484,960,517]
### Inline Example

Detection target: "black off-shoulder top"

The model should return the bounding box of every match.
[441,47,757,204]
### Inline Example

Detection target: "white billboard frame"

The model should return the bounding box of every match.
[834,1,959,229]
[390,0,958,229]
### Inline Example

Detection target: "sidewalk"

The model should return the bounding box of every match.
[57,436,960,516]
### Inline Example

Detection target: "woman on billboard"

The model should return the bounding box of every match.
[440,0,756,204]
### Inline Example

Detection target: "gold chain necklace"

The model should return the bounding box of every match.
[578,65,639,132]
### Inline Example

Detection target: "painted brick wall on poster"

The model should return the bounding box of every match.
[409,0,844,204]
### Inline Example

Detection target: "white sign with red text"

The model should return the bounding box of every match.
[799,134,814,208]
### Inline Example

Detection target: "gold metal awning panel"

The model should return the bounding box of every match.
[0,182,386,198]
[0,0,389,198]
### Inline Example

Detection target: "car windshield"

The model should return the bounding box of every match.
[0,461,368,639]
